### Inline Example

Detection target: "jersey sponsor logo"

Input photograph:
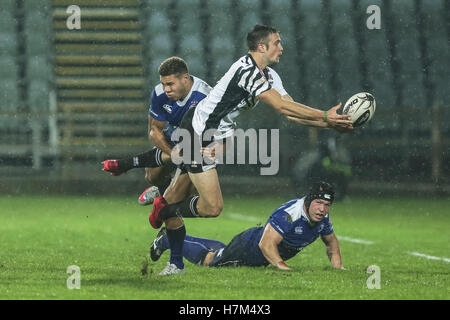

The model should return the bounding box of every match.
[294,226,303,234]
[162,104,172,114]
[318,224,324,233]
[190,100,199,107]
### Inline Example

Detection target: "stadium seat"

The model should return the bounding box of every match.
[295,0,334,106]
[0,79,20,112]
[206,0,234,41]
[391,0,426,111]
[25,33,52,57]
[179,34,203,58]
[0,56,19,81]
[327,0,363,100]
[176,0,202,35]
[422,0,449,107]
[27,56,53,81]
[0,33,18,56]
[147,11,171,38]
[145,0,170,11]
[0,12,17,34]
[357,0,396,131]
[24,11,51,35]
[0,0,16,13]
[147,34,172,60]
[27,80,50,111]
[267,0,292,35]
[23,0,51,13]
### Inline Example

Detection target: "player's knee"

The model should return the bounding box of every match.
[208,203,223,217]
[145,168,166,186]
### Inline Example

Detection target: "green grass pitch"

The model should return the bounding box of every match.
[0,194,449,300]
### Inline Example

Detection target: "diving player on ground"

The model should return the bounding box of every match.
[151,181,343,275]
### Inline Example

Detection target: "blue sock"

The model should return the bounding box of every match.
[166,225,186,269]
[183,235,226,265]
[157,233,226,265]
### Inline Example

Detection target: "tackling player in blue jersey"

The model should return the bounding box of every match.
[102,57,212,201]
[151,181,343,274]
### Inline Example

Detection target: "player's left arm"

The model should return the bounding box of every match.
[258,223,292,270]
[321,232,344,269]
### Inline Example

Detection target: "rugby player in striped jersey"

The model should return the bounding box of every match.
[148,25,353,275]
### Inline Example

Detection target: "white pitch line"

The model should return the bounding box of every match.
[407,252,450,263]
[338,236,375,245]
[227,213,261,222]
[228,214,450,264]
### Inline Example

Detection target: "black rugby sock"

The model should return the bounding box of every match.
[160,196,200,220]
[117,148,163,171]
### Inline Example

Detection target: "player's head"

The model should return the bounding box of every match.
[247,24,283,65]
[158,56,192,101]
[304,181,335,223]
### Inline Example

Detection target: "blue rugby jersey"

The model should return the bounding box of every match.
[149,75,211,141]
[245,197,334,265]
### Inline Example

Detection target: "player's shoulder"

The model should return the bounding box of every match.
[191,75,212,96]
[267,66,282,80]
[151,84,170,104]
[273,198,305,222]
[153,83,165,97]
[233,54,257,71]
[152,84,169,103]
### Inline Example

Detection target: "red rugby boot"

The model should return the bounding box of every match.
[149,196,167,229]
[102,160,124,176]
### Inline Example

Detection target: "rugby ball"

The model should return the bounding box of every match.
[343,92,376,127]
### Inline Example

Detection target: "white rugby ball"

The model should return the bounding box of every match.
[343,92,376,127]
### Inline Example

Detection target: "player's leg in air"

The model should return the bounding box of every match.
[146,107,228,275]
[102,147,175,204]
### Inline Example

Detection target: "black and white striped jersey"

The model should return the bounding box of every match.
[192,54,287,139]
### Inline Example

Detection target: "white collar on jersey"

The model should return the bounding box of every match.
[299,197,311,223]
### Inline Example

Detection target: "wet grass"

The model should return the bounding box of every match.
[0,195,449,300]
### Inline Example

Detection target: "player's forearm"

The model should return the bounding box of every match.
[259,242,290,270]
[149,127,173,156]
[285,116,329,128]
[326,245,343,269]
[280,100,325,122]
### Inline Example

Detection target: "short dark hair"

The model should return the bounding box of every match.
[158,56,189,77]
[246,24,279,51]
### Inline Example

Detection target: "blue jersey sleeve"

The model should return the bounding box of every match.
[267,210,294,237]
[149,90,167,121]
[320,217,334,236]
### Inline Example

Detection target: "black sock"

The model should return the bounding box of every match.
[160,196,200,221]
[117,148,163,171]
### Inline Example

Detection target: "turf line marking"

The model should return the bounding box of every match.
[227,213,261,222]
[407,252,450,263]
[338,236,375,245]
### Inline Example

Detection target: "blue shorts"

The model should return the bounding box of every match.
[208,227,269,267]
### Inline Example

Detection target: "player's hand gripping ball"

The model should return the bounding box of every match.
[343,92,376,127]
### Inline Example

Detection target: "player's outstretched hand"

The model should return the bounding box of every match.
[326,103,354,133]
[276,261,292,271]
